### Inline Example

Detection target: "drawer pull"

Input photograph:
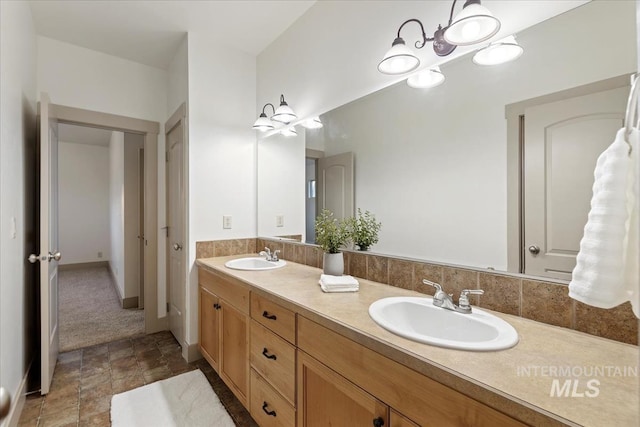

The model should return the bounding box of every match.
[373,417,385,427]
[213,303,221,310]
[262,311,277,320]
[262,402,277,417]
[262,348,277,360]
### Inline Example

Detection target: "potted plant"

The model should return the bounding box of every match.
[348,208,382,251]
[315,209,350,275]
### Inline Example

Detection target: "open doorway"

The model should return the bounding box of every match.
[57,123,145,351]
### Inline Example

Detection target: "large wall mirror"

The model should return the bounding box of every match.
[257,1,637,277]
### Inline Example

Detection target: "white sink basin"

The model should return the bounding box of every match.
[224,257,286,271]
[369,297,518,351]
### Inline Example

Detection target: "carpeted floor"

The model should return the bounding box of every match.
[59,266,144,352]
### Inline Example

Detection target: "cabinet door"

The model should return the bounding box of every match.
[199,287,220,371]
[297,350,388,427]
[220,300,250,407]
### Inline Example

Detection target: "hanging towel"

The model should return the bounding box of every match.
[319,274,359,293]
[569,128,639,318]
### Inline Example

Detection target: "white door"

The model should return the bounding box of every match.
[166,122,185,347]
[38,93,60,394]
[138,148,145,309]
[524,86,628,279]
[317,152,354,221]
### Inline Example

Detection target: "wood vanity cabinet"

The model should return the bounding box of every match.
[297,350,388,427]
[198,287,220,370]
[297,316,527,427]
[198,268,250,408]
[198,267,528,427]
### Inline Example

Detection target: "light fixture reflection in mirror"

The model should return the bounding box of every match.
[473,35,524,66]
[301,117,323,129]
[407,66,446,89]
[280,126,298,137]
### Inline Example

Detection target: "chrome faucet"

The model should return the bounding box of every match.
[422,279,484,314]
[259,247,280,262]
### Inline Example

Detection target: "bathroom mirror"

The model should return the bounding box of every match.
[256,1,637,272]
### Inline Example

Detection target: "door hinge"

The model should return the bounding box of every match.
[165,151,169,162]
[166,302,170,313]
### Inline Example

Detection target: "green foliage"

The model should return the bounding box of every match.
[315,209,350,254]
[347,208,382,251]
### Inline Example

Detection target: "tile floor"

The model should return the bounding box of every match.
[18,331,258,426]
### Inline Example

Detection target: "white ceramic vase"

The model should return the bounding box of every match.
[323,252,344,276]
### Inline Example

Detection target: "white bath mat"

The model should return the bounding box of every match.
[111,369,235,427]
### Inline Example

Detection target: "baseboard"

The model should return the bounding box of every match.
[2,369,28,427]
[184,342,202,363]
[107,265,126,308]
[122,296,139,309]
[107,264,140,310]
[59,261,109,271]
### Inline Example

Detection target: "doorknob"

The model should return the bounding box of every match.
[0,387,11,421]
[528,245,540,255]
[173,243,182,251]
[48,251,62,262]
[28,254,39,263]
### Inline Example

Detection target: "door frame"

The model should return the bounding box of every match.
[505,74,632,274]
[52,103,166,333]
[164,103,189,358]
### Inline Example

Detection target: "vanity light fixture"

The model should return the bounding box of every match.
[407,66,445,89]
[271,94,297,124]
[472,35,523,66]
[253,103,276,132]
[378,0,501,75]
[280,126,298,137]
[301,116,323,129]
[444,0,501,46]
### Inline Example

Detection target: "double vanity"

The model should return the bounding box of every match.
[197,254,639,426]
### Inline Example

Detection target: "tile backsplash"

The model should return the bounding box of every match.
[198,237,638,346]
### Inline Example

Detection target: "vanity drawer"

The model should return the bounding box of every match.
[199,268,249,314]
[251,292,296,344]
[251,368,296,427]
[250,320,296,405]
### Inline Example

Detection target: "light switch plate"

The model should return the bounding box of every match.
[223,215,232,229]
[276,215,284,227]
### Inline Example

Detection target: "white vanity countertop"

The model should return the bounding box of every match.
[196,255,639,426]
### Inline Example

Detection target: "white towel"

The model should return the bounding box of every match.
[319,274,359,293]
[569,128,639,318]
[320,274,359,287]
[319,282,359,293]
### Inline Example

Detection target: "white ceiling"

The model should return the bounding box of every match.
[28,0,316,69]
[58,123,114,146]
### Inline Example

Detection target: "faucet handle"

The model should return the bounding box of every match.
[458,289,484,310]
[422,279,442,292]
[460,289,484,297]
[264,247,272,254]
[272,249,281,261]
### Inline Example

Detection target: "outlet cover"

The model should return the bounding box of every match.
[276,215,284,227]
[223,215,232,229]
